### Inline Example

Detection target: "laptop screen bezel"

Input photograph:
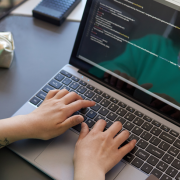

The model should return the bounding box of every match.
[69,0,180,127]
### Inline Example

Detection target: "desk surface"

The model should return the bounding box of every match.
[0,15,79,180]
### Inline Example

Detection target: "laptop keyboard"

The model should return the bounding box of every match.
[29,70,180,180]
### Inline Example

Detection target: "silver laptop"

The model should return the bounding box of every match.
[8,0,180,179]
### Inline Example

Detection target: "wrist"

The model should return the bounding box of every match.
[74,163,105,180]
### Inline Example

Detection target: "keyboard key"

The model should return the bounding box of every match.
[105,120,113,128]
[166,167,178,178]
[84,90,95,98]
[118,102,127,108]
[86,110,97,119]
[79,108,89,114]
[141,131,152,141]
[123,153,135,163]
[131,157,143,168]
[124,113,135,121]
[132,127,143,136]
[174,139,180,149]
[94,89,102,95]
[85,119,95,128]
[30,96,41,105]
[102,93,110,99]
[72,123,81,132]
[94,115,105,122]
[147,156,159,166]
[86,84,95,90]
[128,134,139,142]
[36,91,47,100]
[108,104,119,112]
[152,120,161,127]
[146,144,164,158]
[110,97,118,103]
[162,154,174,164]
[126,106,135,113]
[161,174,172,180]
[143,116,152,122]
[107,112,117,121]
[159,132,175,144]
[142,122,153,131]
[62,78,72,85]
[77,86,87,94]
[177,153,180,160]
[115,117,126,125]
[116,108,127,117]
[168,146,179,156]
[54,74,64,82]
[150,127,162,136]
[61,86,70,91]
[151,168,162,179]
[100,99,111,107]
[135,149,149,160]
[172,159,180,170]
[141,163,153,174]
[137,139,148,149]
[158,141,170,151]
[49,79,62,89]
[92,95,103,103]
[79,80,87,86]
[131,146,138,154]
[43,85,55,93]
[156,161,168,171]
[170,130,179,137]
[99,107,109,116]
[90,104,101,111]
[133,117,144,126]
[69,82,79,89]
[135,111,143,117]
[60,70,72,78]
[124,122,134,131]
[149,136,161,146]
[161,125,170,132]
[71,76,79,82]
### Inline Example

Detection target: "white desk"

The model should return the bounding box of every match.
[11,0,86,22]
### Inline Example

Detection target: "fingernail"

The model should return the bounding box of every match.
[132,139,137,144]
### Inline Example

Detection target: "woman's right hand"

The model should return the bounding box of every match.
[73,120,136,180]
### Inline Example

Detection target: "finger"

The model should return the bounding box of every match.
[140,83,153,90]
[160,105,174,113]
[151,99,164,108]
[61,92,83,105]
[78,122,89,141]
[92,119,106,132]
[114,130,130,148]
[66,100,95,117]
[118,139,136,159]
[171,111,180,119]
[54,89,69,99]
[45,90,60,100]
[60,115,84,131]
[110,70,121,86]
[105,121,122,138]
[104,72,110,78]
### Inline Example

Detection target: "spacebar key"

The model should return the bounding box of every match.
[146,144,163,158]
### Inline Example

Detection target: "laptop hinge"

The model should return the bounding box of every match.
[78,70,180,127]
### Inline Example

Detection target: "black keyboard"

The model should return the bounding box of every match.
[29,70,180,180]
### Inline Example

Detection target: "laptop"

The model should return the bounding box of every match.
[8,0,180,179]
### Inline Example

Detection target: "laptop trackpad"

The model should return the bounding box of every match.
[35,129,126,180]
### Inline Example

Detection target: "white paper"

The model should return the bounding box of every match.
[11,0,87,22]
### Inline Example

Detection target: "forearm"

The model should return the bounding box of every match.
[0,115,33,148]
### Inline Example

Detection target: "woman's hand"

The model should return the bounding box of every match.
[0,89,95,148]
[26,89,95,140]
[74,120,136,180]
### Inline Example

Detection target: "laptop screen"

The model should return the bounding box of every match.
[72,0,180,124]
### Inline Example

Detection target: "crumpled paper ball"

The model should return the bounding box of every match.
[0,32,15,68]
